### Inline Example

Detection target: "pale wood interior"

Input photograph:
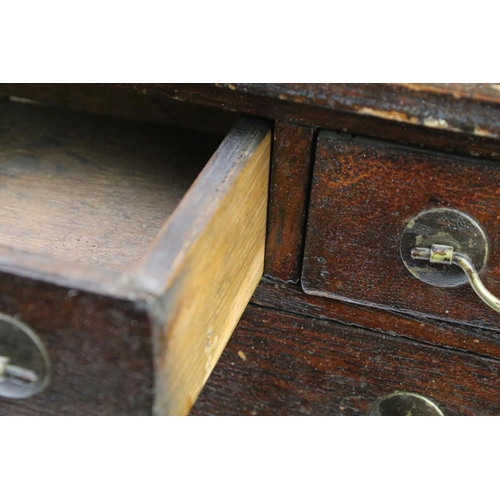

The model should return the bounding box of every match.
[0,100,224,273]
[143,118,271,415]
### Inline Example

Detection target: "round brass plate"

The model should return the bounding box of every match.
[0,314,50,399]
[400,208,488,287]
[371,392,443,416]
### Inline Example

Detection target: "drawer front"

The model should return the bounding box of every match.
[0,274,154,416]
[302,131,500,329]
[192,302,500,416]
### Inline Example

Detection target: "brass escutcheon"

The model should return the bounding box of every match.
[0,314,50,399]
[370,391,443,416]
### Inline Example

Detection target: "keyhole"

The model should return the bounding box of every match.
[0,314,50,399]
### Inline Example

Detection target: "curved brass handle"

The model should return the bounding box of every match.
[412,244,500,313]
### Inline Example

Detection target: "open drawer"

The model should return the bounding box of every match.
[0,99,271,415]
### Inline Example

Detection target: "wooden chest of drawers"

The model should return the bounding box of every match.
[2,83,500,415]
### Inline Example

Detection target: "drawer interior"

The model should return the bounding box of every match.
[0,99,227,273]
[0,93,271,415]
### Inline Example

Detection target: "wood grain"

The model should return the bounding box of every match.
[136,117,271,415]
[0,245,142,300]
[302,131,500,329]
[191,303,500,416]
[0,99,221,273]
[265,121,315,283]
[113,84,500,162]
[11,83,500,136]
[0,272,153,415]
[252,278,500,362]
[0,83,239,136]
[219,84,500,139]
[0,102,271,415]
[397,84,500,104]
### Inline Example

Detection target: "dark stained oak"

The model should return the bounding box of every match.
[0,272,153,416]
[112,84,500,162]
[0,83,239,136]
[396,84,500,105]
[265,121,316,283]
[302,131,500,330]
[219,84,500,139]
[2,84,500,416]
[11,83,500,135]
[191,303,500,416]
[252,278,500,362]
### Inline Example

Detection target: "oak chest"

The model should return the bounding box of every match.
[2,84,500,416]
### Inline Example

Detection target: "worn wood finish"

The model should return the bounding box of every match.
[4,84,500,416]
[191,303,500,416]
[0,245,143,300]
[397,84,500,105]
[252,278,500,362]
[0,100,222,273]
[220,84,500,139]
[265,121,316,283]
[0,272,153,415]
[0,84,238,136]
[0,101,271,415]
[11,83,500,137]
[137,117,271,416]
[114,84,500,162]
[302,131,500,329]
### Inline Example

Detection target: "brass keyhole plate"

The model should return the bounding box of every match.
[371,392,444,416]
[400,208,488,288]
[0,314,50,399]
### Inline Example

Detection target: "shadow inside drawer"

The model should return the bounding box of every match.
[0,99,224,273]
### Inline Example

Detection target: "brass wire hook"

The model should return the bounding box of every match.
[412,244,500,314]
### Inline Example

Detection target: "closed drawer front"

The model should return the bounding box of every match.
[302,130,500,330]
[0,100,271,415]
[192,302,500,416]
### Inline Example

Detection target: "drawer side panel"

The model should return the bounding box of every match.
[140,117,271,415]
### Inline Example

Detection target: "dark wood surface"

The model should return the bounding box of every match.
[0,84,239,136]
[0,99,221,273]
[392,84,500,105]
[252,278,500,362]
[191,301,500,416]
[0,272,153,415]
[302,131,500,330]
[113,84,500,162]
[218,84,500,139]
[264,121,316,283]
[1,84,499,416]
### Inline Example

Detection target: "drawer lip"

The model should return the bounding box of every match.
[134,116,270,295]
[0,246,142,300]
